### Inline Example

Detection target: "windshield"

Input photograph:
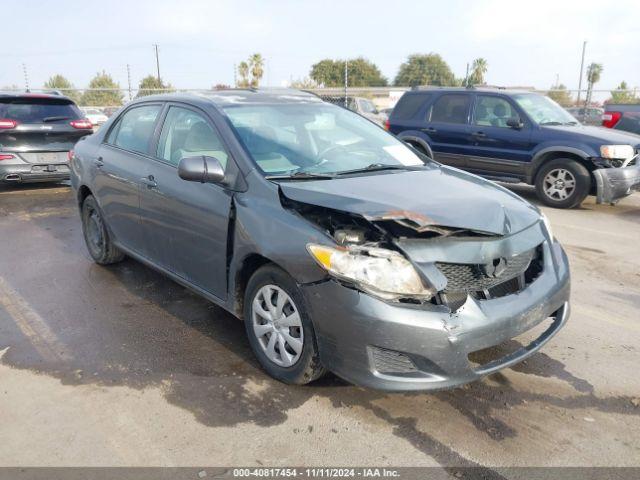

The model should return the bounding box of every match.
[223,103,424,176]
[513,93,578,126]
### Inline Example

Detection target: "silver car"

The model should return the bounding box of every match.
[70,89,570,391]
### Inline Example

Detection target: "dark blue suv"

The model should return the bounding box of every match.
[388,88,640,208]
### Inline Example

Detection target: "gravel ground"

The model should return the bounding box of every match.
[0,182,638,473]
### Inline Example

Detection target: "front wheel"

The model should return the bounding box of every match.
[535,158,591,209]
[243,265,325,385]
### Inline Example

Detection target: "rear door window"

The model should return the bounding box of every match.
[0,97,82,124]
[391,93,432,120]
[430,94,471,124]
[107,105,162,154]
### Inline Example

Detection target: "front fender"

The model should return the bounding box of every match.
[396,131,434,157]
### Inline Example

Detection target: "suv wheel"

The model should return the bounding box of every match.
[535,158,590,209]
[81,195,125,264]
[244,264,325,385]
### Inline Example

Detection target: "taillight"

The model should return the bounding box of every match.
[70,119,93,129]
[384,119,390,131]
[0,154,15,161]
[68,150,74,162]
[0,119,19,129]
[602,111,622,128]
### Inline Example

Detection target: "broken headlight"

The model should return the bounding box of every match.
[307,244,433,300]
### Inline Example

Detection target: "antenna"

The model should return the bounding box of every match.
[127,64,132,101]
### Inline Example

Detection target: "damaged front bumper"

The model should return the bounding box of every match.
[593,161,640,204]
[302,225,570,391]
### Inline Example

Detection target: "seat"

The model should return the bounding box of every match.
[492,103,508,127]
[174,121,228,169]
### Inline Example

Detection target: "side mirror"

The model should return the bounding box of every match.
[506,117,524,129]
[178,156,225,184]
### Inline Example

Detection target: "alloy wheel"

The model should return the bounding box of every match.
[543,168,576,201]
[251,284,304,367]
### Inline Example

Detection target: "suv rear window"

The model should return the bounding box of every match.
[430,94,471,124]
[0,97,82,124]
[391,93,432,120]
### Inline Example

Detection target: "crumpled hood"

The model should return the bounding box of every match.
[278,166,541,236]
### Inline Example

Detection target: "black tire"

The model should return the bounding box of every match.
[243,264,325,385]
[535,158,591,209]
[80,195,125,265]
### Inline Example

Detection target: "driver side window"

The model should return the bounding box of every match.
[156,106,228,169]
[474,96,517,128]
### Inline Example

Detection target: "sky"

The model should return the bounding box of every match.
[1,0,639,96]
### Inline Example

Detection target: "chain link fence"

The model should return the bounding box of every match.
[3,86,637,126]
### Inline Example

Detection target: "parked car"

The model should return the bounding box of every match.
[387,88,640,208]
[0,92,93,183]
[602,104,640,135]
[70,90,570,391]
[81,107,109,126]
[325,96,388,126]
[566,106,604,126]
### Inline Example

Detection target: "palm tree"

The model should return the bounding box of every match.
[237,61,249,87]
[470,58,488,86]
[249,53,264,87]
[585,62,603,106]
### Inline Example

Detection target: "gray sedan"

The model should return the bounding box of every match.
[70,89,570,391]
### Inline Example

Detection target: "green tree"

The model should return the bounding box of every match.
[289,77,319,89]
[249,53,264,88]
[609,81,639,104]
[584,62,603,106]
[236,54,265,88]
[309,58,387,87]
[81,71,123,106]
[394,53,456,87]
[136,75,174,97]
[43,74,80,103]
[547,84,573,107]
[469,58,488,86]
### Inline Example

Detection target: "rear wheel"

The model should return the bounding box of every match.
[243,264,325,385]
[81,195,125,265]
[535,158,590,209]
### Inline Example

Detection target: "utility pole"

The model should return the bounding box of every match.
[344,60,348,107]
[153,44,161,84]
[126,64,132,101]
[233,63,237,88]
[22,63,30,92]
[464,62,470,87]
[576,40,586,103]
[555,73,559,89]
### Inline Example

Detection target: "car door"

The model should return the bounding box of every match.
[467,94,533,179]
[139,104,232,300]
[423,93,473,168]
[94,103,163,252]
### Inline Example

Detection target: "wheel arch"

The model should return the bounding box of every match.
[232,253,281,319]
[398,134,434,158]
[77,184,93,208]
[530,147,595,184]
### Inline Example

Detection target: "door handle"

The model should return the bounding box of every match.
[472,131,487,138]
[140,175,158,189]
[95,157,104,168]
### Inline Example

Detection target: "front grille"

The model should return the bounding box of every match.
[436,246,544,311]
[436,249,535,292]
[370,347,418,374]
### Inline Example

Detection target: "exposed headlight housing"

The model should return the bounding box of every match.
[600,145,634,161]
[307,244,433,300]
[541,213,554,240]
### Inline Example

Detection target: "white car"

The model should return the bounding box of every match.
[81,108,108,126]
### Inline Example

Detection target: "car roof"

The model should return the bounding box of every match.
[129,89,324,108]
[405,87,536,96]
[0,91,76,102]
